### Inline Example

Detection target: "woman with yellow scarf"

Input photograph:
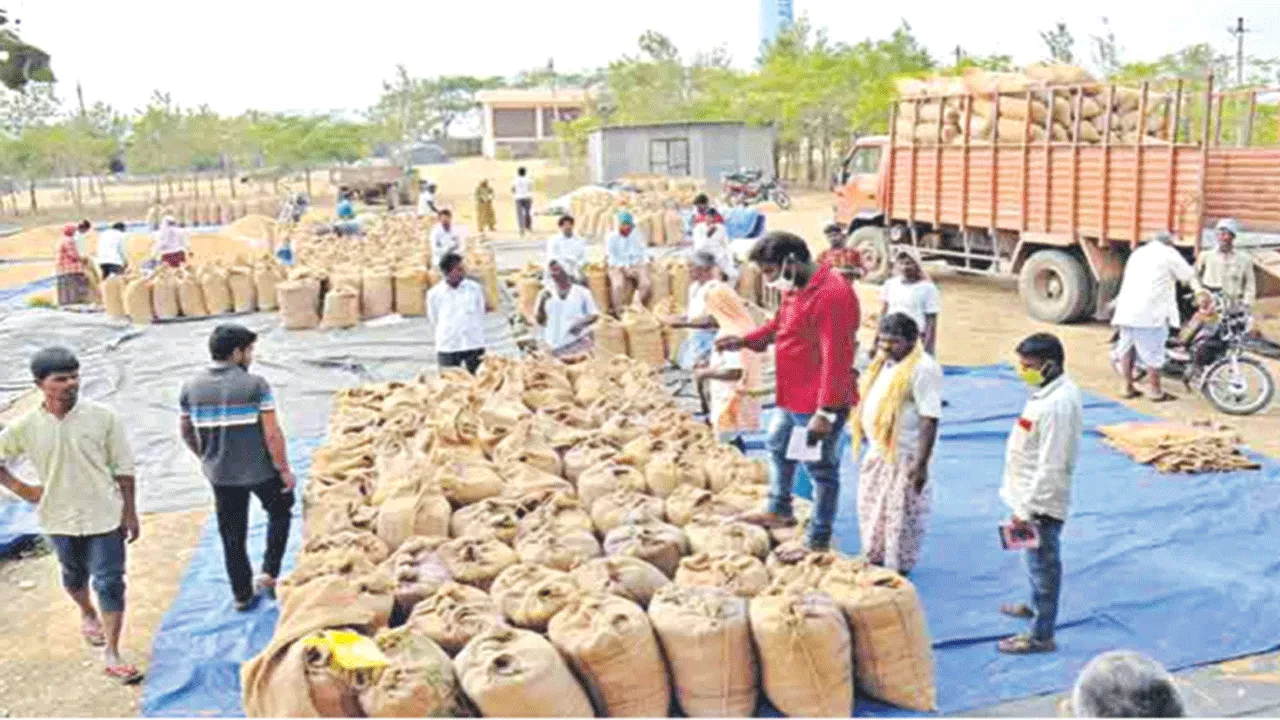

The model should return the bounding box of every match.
[855,312,944,574]
[693,282,765,439]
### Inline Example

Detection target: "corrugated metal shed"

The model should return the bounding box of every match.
[587,121,776,187]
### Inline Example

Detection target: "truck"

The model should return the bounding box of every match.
[335,164,420,209]
[831,75,1280,323]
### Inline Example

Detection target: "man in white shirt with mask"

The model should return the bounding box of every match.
[1110,231,1193,402]
[546,214,587,284]
[427,252,487,374]
[430,209,463,262]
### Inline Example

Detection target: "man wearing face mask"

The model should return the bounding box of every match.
[719,231,860,552]
[180,325,295,612]
[997,332,1083,655]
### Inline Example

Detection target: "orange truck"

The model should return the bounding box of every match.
[832,76,1280,323]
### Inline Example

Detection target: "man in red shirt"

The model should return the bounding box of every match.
[818,223,865,283]
[717,231,860,551]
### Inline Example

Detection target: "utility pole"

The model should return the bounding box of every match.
[1228,16,1248,86]
[954,45,963,65]
[75,80,86,117]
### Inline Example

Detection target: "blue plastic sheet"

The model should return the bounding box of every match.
[139,365,1280,716]
[0,498,38,555]
[0,275,55,311]
[724,207,765,240]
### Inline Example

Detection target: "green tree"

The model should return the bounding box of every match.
[1040,22,1075,64]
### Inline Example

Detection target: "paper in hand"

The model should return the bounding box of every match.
[785,427,823,462]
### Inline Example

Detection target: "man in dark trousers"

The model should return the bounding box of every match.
[179,324,295,611]
[718,230,860,552]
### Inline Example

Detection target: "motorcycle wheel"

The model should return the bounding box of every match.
[771,189,792,210]
[1201,356,1275,415]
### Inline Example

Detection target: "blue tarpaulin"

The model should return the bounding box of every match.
[138,365,1280,716]
[0,498,38,555]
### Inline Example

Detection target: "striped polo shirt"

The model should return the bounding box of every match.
[179,362,278,487]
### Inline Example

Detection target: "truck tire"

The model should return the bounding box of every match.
[1018,249,1093,324]
[849,226,891,284]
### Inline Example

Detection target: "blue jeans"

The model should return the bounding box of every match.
[1026,515,1064,641]
[766,409,847,549]
[49,528,127,613]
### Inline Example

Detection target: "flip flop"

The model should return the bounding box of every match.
[1150,392,1177,403]
[104,663,144,685]
[997,633,1056,655]
[81,619,106,647]
[999,603,1035,619]
[1123,389,1143,400]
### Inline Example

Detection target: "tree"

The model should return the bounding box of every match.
[423,75,503,139]
[126,92,187,201]
[1091,17,1123,78]
[1040,22,1075,64]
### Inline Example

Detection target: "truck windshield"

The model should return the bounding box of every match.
[850,146,882,175]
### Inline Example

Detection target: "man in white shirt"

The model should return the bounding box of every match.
[546,214,587,283]
[513,167,534,236]
[536,258,599,356]
[430,209,463,262]
[606,211,651,311]
[1110,231,1193,401]
[95,222,129,278]
[691,209,738,283]
[1194,218,1256,307]
[427,252,487,374]
[855,312,943,574]
[880,246,942,355]
[997,332,1083,655]
[416,181,438,217]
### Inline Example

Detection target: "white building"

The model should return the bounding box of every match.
[475,88,589,160]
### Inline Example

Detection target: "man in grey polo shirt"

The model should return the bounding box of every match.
[179,324,295,611]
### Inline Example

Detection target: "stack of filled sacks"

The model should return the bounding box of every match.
[569,188,693,245]
[101,256,286,325]
[895,62,1170,145]
[243,352,938,717]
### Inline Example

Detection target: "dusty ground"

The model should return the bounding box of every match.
[0,175,1277,716]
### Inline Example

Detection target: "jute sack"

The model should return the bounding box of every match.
[603,520,688,577]
[151,268,181,320]
[357,626,466,718]
[302,530,390,565]
[436,536,518,592]
[434,459,505,507]
[101,274,127,319]
[684,515,771,558]
[714,482,771,516]
[516,275,543,321]
[595,314,629,356]
[176,269,209,317]
[590,488,666,534]
[362,268,394,319]
[820,562,937,711]
[407,581,503,656]
[583,262,611,313]
[674,551,770,598]
[571,556,670,608]
[663,210,684,246]
[321,287,361,329]
[228,266,257,313]
[665,485,738,527]
[454,625,594,717]
[578,462,647,509]
[393,267,429,316]
[450,497,522,544]
[704,449,768,493]
[277,279,322,330]
[648,584,758,717]
[489,563,582,631]
[564,440,620,482]
[375,486,451,551]
[515,528,602,572]
[516,493,594,539]
[736,262,762,304]
[646,450,709,498]
[547,593,671,717]
[749,587,854,717]
[493,425,562,478]
[200,266,234,314]
[668,260,691,311]
[622,305,666,368]
[649,261,671,308]
[499,461,573,500]
[765,542,852,591]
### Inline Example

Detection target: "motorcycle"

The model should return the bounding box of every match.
[721,170,791,210]
[1111,292,1279,415]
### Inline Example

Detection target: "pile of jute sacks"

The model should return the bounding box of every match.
[895,62,1172,145]
[100,257,287,325]
[273,215,503,331]
[567,177,702,245]
[241,352,937,717]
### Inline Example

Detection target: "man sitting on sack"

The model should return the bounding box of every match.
[537,258,600,358]
[606,211,652,312]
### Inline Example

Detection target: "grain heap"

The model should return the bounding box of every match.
[241,351,938,716]
[101,256,286,325]
[1098,419,1262,473]
[894,63,1171,146]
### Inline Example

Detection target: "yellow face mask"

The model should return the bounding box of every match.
[1016,365,1046,387]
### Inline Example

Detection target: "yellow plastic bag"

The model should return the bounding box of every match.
[301,630,390,671]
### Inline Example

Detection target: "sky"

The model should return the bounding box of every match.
[13,0,1280,121]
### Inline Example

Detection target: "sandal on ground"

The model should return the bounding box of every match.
[999,603,1035,619]
[81,618,106,647]
[997,633,1056,655]
[104,663,145,685]
[737,511,797,530]
[1122,389,1143,399]
[234,594,260,613]
[255,575,277,600]
[1150,392,1177,403]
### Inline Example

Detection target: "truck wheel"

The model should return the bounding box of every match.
[849,226,891,284]
[1018,249,1093,324]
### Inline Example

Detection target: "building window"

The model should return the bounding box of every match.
[649,138,690,176]
[493,108,537,139]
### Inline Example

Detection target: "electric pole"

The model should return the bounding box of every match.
[1228,16,1248,86]
[954,45,963,65]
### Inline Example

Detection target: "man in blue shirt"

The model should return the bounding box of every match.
[606,211,651,313]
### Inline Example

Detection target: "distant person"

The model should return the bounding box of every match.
[1071,651,1185,717]
[179,325,295,612]
[997,332,1083,655]
[55,224,92,305]
[513,167,534,236]
[546,214,587,283]
[428,252,488,374]
[720,231,860,552]
[1195,218,1255,308]
[74,219,92,255]
[855,312,942,575]
[819,223,864,282]
[431,208,463,260]
[880,246,941,355]
[95,222,128,279]
[335,191,355,220]
[666,251,724,370]
[536,258,599,357]
[691,193,712,226]
[606,211,651,311]
[1111,231,1192,402]
[0,347,141,684]
[417,181,439,217]
[692,209,737,283]
[153,216,189,267]
[475,179,497,233]
[696,282,765,441]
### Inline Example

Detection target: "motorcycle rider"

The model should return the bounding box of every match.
[1194,218,1256,308]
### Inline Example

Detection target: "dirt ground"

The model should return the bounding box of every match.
[0,175,1278,716]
